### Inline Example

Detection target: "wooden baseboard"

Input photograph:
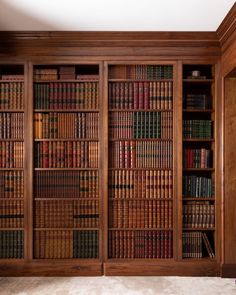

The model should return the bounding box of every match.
[0,261,103,276]
[104,260,220,276]
[221,264,236,278]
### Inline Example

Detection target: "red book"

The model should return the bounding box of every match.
[134,82,139,109]
[144,82,149,109]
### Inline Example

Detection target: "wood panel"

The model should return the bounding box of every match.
[0,261,102,276]
[0,31,221,58]
[224,78,236,266]
[104,261,220,276]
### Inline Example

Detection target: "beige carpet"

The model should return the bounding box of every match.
[0,277,235,295]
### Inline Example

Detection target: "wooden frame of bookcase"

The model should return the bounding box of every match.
[0,57,223,276]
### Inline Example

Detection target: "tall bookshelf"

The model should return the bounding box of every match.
[107,64,174,259]
[182,64,215,259]
[0,64,25,259]
[32,64,101,260]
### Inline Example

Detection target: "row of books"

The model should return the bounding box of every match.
[109,200,172,229]
[108,230,173,259]
[0,171,24,199]
[34,112,99,139]
[109,81,172,110]
[34,171,98,199]
[183,94,212,110]
[0,200,24,228]
[34,230,98,259]
[0,113,24,139]
[34,82,99,109]
[34,69,58,81]
[34,67,99,81]
[183,175,213,198]
[34,200,99,228]
[34,141,98,168]
[109,111,172,139]
[183,149,212,169]
[183,120,212,139]
[109,65,173,80]
[109,141,172,169]
[0,142,24,168]
[73,230,98,258]
[0,230,23,258]
[108,170,172,199]
[183,202,215,229]
[182,232,215,258]
[0,82,24,109]
[0,74,24,80]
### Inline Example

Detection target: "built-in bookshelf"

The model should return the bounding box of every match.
[108,64,174,259]
[182,64,215,259]
[33,64,100,259]
[0,64,25,259]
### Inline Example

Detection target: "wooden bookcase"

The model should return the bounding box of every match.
[0,59,222,276]
[32,63,101,261]
[0,64,26,260]
[107,63,174,260]
[182,64,216,260]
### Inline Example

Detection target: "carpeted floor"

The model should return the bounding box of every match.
[0,276,235,295]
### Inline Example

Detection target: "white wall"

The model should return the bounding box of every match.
[0,0,235,31]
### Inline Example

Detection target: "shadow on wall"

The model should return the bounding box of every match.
[0,0,55,30]
[0,0,56,54]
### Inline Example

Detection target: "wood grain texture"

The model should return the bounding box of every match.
[217,2,236,52]
[0,261,102,276]
[0,31,221,58]
[224,78,236,265]
[221,264,236,278]
[104,261,220,276]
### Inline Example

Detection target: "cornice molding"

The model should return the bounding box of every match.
[217,2,236,52]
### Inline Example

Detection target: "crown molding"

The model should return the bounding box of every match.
[217,2,236,52]
[0,31,221,57]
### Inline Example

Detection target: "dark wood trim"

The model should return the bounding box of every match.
[221,264,236,278]
[0,31,221,58]
[104,261,220,276]
[0,261,103,276]
[217,3,236,52]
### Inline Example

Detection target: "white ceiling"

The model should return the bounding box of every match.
[0,0,234,31]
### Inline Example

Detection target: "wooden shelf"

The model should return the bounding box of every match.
[34,79,99,83]
[0,139,24,141]
[34,228,99,231]
[109,79,173,82]
[34,109,99,112]
[34,197,99,201]
[34,138,99,142]
[0,109,24,112]
[108,168,173,171]
[109,109,173,112]
[0,168,24,171]
[0,80,24,82]
[182,198,215,201]
[0,228,24,230]
[183,228,215,231]
[0,198,24,201]
[183,168,214,171]
[34,168,99,171]
[183,79,214,83]
[109,198,173,201]
[183,139,214,142]
[109,138,173,142]
[183,109,214,113]
[109,228,173,231]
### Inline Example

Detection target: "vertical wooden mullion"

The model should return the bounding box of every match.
[175,60,183,260]
[101,61,108,262]
[25,62,33,260]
